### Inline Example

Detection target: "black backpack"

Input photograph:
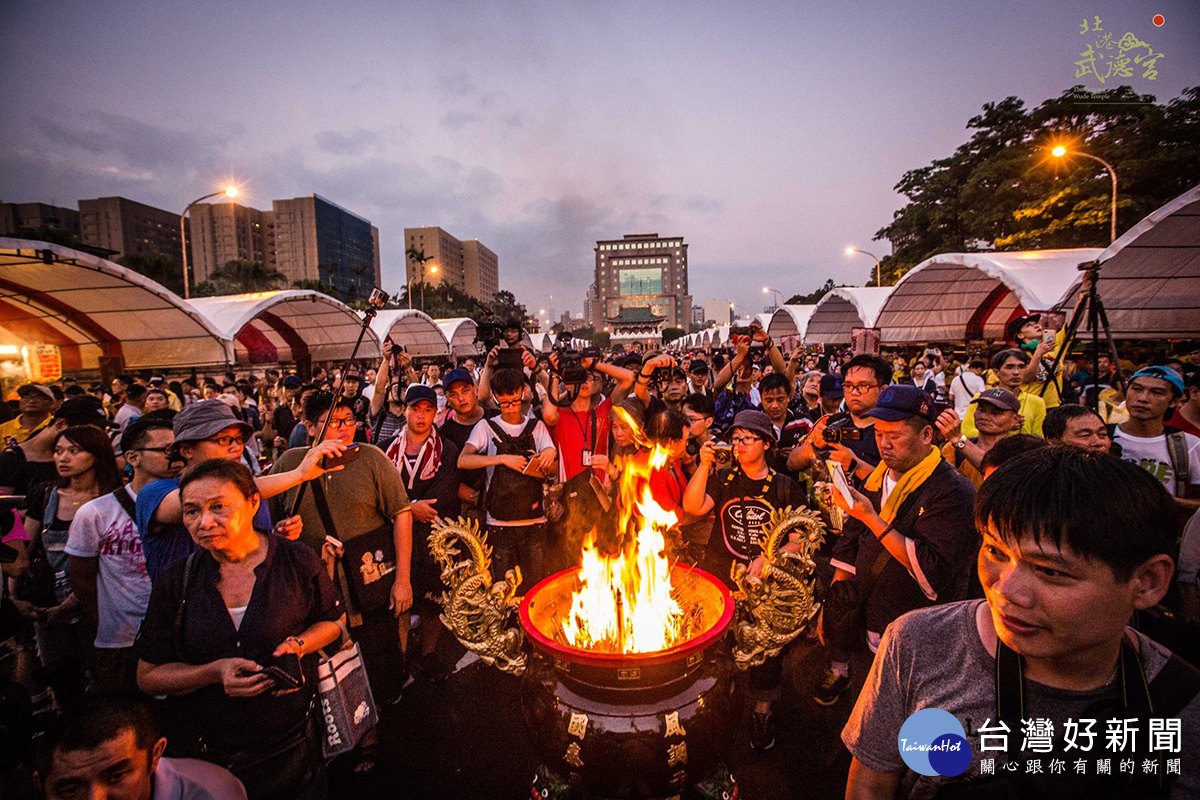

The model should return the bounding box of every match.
[484,419,545,522]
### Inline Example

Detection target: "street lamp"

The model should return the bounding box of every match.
[421,263,438,313]
[762,286,783,310]
[1050,145,1118,244]
[180,185,239,299]
[845,246,882,287]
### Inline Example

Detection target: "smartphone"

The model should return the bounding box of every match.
[320,443,362,469]
[828,461,856,508]
[262,652,304,691]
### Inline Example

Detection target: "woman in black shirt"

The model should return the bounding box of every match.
[136,459,342,800]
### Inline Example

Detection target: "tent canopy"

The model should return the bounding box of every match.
[875,248,1104,343]
[1058,184,1200,339]
[767,305,817,343]
[806,287,892,345]
[435,318,480,357]
[369,310,450,358]
[190,290,380,366]
[0,238,231,371]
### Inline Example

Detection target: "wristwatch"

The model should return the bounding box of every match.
[286,635,305,650]
[953,437,968,450]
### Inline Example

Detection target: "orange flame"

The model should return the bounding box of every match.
[559,429,687,654]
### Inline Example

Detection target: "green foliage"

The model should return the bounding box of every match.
[118,251,184,296]
[592,331,611,349]
[192,259,286,296]
[873,86,1200,285]
[398,282,529,328]
[786,278,837,305]
[292,279,344,302]
[661,327,686,344]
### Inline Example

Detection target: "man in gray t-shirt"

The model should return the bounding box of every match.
[843,447,1200,798]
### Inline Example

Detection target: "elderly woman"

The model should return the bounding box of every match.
[136,459,342,800]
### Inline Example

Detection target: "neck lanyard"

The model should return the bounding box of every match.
[571,404,597,451]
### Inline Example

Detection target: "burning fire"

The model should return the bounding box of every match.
[559,432,692,654]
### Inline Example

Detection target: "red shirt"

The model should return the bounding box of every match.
[550,396,612,483]
[1167,408,1200,438]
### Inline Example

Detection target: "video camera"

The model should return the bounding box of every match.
[551,331,600,386]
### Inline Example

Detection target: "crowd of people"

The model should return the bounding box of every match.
[1,310,1199,799]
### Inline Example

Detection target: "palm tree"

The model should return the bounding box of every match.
[405,247,430,311]
[208,259,287,293]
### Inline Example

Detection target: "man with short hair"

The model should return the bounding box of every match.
[66,417,179,692]
[948,356,987,416]
[935,388,1023,488]
[789,354,891,479]
[961,348,1046,438]
[114,384,146,434]
[842,448,1200,798]
[287,383,320,449]
[1007,312,1066,408]
[820,385,978,706]
[35,692,245,800]
[1113,366,1200,513]
[439,366,497,517]
[0,382,55,445]
[369,341,412,451]
[682,393,716,453]
[683,409,806,750]
[759,371,811,473]
[1044,403,1111,453]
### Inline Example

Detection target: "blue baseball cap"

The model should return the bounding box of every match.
[442,368,475,391]
[1130,366,1185,397]
[862,384,937,423]
[404,384,438,407]
[819,373,844,399]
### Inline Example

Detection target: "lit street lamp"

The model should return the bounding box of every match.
[180,185,239,299]
[1050,145,1118,244]
[845,246,881,287]
[762,286,783,310]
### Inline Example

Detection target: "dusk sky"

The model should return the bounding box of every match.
[2,0,1197,319]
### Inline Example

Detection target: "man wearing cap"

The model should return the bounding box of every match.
[819,385,978,705]
[113,384,146,435]
[961,348,1046,438]
[687,359,713,398]
[683,409,806,750]
[439,364,497,518]
[788,355,891,480]
[340,371,370,442]
[0,398,110,495]
[1007,311,1067,409]
[1,383,55,445]
[135,399,344,581]
[934,387,1024,488]
[1113,366,1200,513]
[386,384,460,678]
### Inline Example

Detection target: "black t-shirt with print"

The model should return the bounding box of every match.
[0,446,57,495]
[440,408,499,495]
[703,467,806,585]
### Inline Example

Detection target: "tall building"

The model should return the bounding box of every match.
[188,201,272,284]
[592,233,692,337]
[583,282,598,326]
[702,297,734,326]
[404,226,500,300]
[79,196,184,262]
[0,202,80,239]
[272,194,380,300]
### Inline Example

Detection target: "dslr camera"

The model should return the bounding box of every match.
[552,332,597,386]
[712,443,734,466]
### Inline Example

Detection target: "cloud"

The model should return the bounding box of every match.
[31,110,230,175]
[439,71,476,97]
[439,110,482,130]
[680,194,724,214]
[314,128,380,156]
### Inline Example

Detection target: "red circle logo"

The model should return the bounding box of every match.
[1153,14,1165,26]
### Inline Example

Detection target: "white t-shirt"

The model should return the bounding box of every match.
[113,403,142,432]
[1112,427,1200,497]
[948,371,986,416]
[63,486,152,648]
[465,415,555,526]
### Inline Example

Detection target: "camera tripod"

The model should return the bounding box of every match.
[1039,261,1125,413]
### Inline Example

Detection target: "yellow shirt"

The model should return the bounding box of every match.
[987,327,1067,409]
[961,390,1046,438]
[0,414,50,445]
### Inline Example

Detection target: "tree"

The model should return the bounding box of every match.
[786,279,837,305]
[292,279,344,302]
[489,290,528,324]
[119,251,185,296]
[661,327,686,344]
[192,259,286,296]
[872,85,1200,284]
[592,331,611,349]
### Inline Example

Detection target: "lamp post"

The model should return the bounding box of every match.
[422,263,438,313]
[1051,145,1118,244]
[762,286,783,311]
[180,186,239,299]
[845,247,881,287]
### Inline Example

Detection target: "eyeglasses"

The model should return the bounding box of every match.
[496,398,523,408]
[205,435,245,447]
[730,435,761,446]
[843,383,879,394]
[321,417,357,429]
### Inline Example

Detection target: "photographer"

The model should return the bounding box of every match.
[369,339,415,451]
[788,354,892,480]
[760,372,812,474]
[635,354,689,412]
[934,388,1024,488]
[1008,312,1067,408]
[687,359,714,398]
[477,320,548,417]
[711,326,787,431]
[542,350,635,483]
[682,409,806,750]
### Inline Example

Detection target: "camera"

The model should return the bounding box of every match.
[824,426,863,444]
[552,332,590,386]
[730,325,753,338]
[367,287,390,310]
[475,317,505,354]
[712,443,733,465]
[495,347,525,370]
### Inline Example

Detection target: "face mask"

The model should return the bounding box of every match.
[1019,339,1039,352]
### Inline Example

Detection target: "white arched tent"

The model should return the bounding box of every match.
[767,305,817,345]
[190,290,381,366]
[0,238,231,371]
[874,248,1103,343]
[1057,184,1200,338]
[369,309,450,358]
[805,287,892,345]
[435,317,480,357]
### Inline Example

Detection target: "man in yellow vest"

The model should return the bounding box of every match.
[962,349,1045,438]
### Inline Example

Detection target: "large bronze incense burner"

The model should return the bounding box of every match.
[429,503,824,799]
